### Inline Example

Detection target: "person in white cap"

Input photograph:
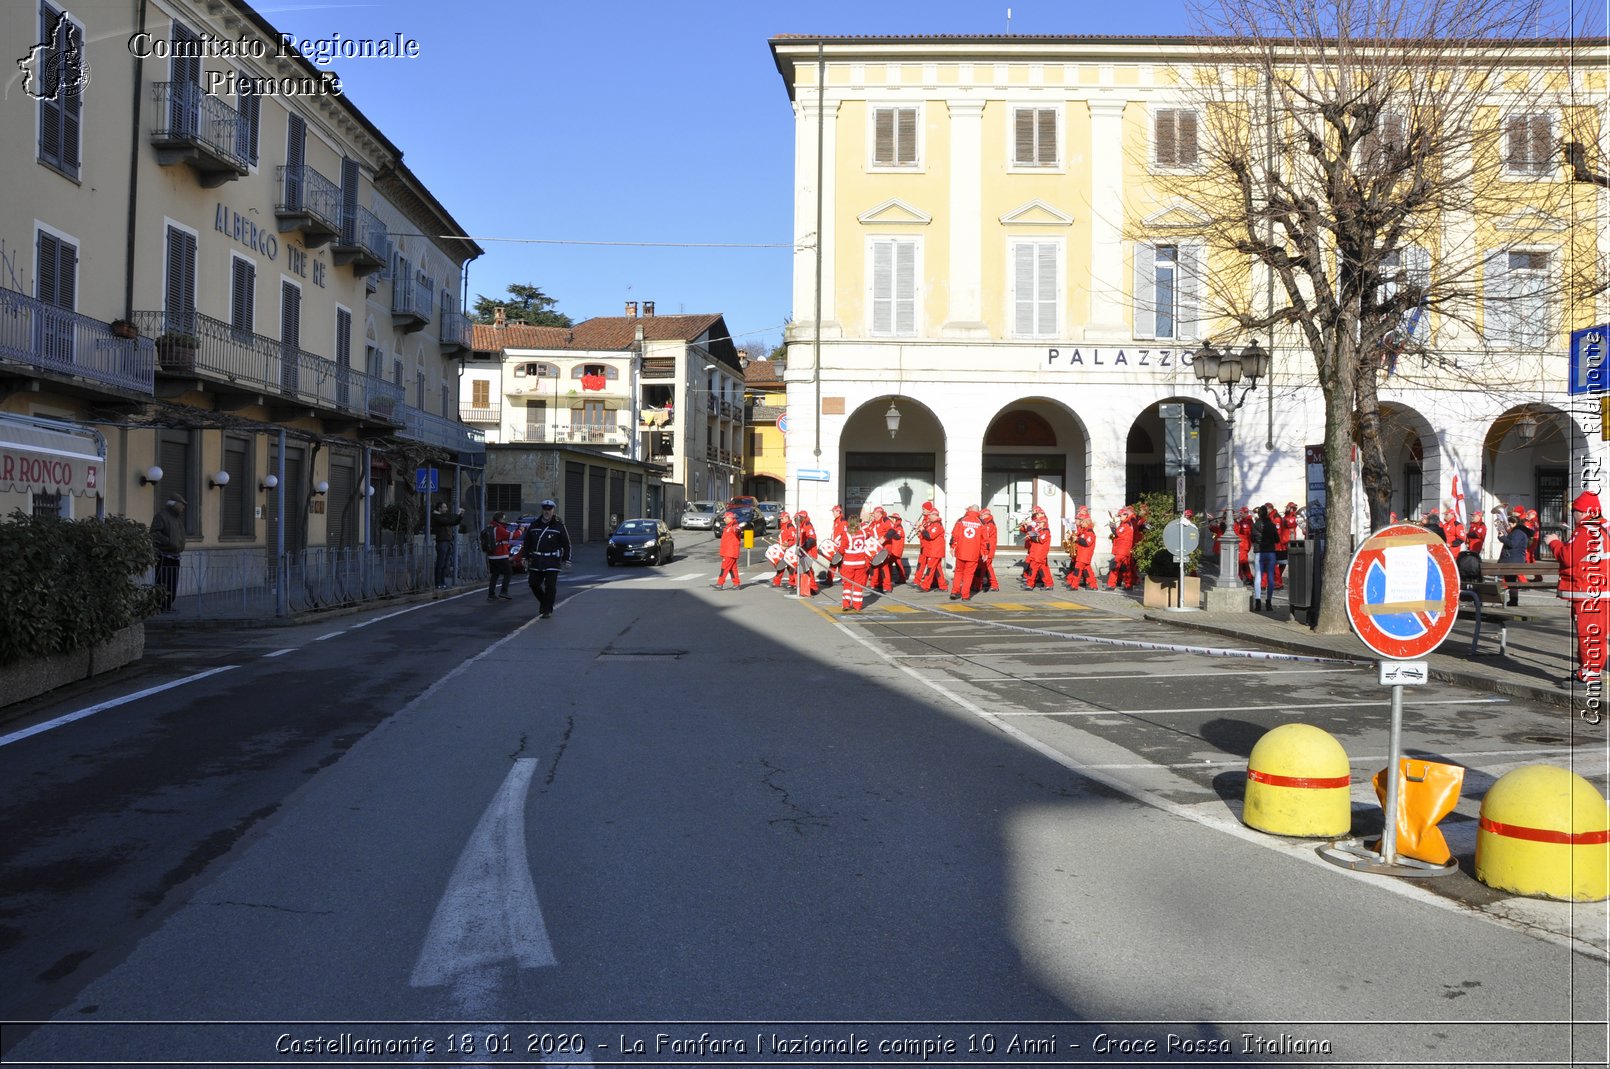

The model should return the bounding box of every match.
[518,499,571,618]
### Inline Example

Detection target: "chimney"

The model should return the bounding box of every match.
[493,306,506,329]
[625,301,638,318]
[643,301,655,317]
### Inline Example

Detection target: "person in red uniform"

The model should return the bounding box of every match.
[949,505,984,601]
[912,503,947,592]
[1524,508,1543,579]
[1107,506,1138,590]
[1021,505,1054,589]
[838,521,873,612]
[1548,491,1609,683]
[1275,502,1301,589]
[715,510,742,589]
[795,509,819,597]
[825,504,849,587]
[1442,506,1464,550]
[1234,506,1254,583]
[861,506,892,592]
[887,512,908,585]
[1208,514,1226,557]
[976,507,1001,593]
[1463,511,1487,556]
[1067,514,1098,589]
[774,511,797,588]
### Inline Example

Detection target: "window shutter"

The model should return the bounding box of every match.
[57,238,76,313]
[473,380,489,406]
[1013,242,1035,336]
[1483,251,1510,346]
[172,22,200,86]
[336,308,352,370]
[165,227,196,331]
[58,14,82,175]
[1404,245,1431,341]
[1505,116,1528,170]
[874,109,894,165]
[896,108,917,165]
[1037,108,1057,165]
[1014,109,1035,165]
[231,258,254,332]
[1178,244,1201,341]
[1528,114,1552,173]
[1177,111,1198,165]
[1155,111,1176,167]
[285,115,306,208]
[38,5,63,167]
[36,231,59,307]
[281,281,300,347]
[871,240,893,334]
[1133,243,1157,339]
[340,158,359,244]
[894,240,917,335]
[1037,242,1057,334]
[236,81,260,163]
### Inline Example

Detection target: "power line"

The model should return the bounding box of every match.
[391,233,808,250]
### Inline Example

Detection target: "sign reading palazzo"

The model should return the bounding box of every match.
[1046,347,1196,371]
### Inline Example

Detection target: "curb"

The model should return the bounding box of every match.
[1141,611,1573,710]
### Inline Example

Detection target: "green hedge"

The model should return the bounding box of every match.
[0,511,162,666]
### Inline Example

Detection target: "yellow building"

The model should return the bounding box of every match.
[770,34,1605,550]
[743,357,788,503]
[1,0,482,616]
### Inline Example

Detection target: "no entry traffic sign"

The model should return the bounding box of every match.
[1345,524,1460,659]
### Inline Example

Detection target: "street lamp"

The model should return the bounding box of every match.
[1193,338,1268,589]
[884,400,902,439]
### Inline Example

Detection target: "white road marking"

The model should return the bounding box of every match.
[264,649,296,658]
[0,666,239,749]
[961,665,1365,682]
[1085,745,1590,772]
[312,632,342,642]
[827,618,1601,961]
[989,696,1509,717]
[674,571,703,582]
[410,758,556,994]
[891,648,1216,659]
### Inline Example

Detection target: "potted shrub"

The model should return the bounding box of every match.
[156,332,198,370]
[1133,491,1204,609]
[109,319,139,340]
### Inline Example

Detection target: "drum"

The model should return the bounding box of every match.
[764,543,783,565]
[869,546,891,568]
[818,536,836,559]
[783,546,800,567]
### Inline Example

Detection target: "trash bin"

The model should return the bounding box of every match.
[1286,539,1313,608]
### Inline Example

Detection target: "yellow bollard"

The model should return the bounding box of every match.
[1243,723,1352,837]
[1475,765,1610,902]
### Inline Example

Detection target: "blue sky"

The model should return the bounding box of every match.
[265,0,1600,352]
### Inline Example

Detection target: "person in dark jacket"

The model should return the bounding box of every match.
[1496,518,1532,607]
[150,494,187,612]
[1251,503,1281,611]
[431,501,465,589]
[518,499,572,618]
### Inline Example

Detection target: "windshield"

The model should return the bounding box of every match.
[617,521,654,535]
[686,502,717,513]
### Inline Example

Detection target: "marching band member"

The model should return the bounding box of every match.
[1022,505,1054,589]
[1234,506,1254,583]
[795,509,819,597]
[838,519,872,612]
[1548,492,1609,683]
[913,503,948,592]
[1463,510,1487,556]
[1067,514,1098,589]
[949,504,984,601]
[1275,502,1301,589]
[1208,513,1226,557]
[825,504,849,587]
[977,507,1000,593]
[1107,506,1138,590]
[864,506,893,593]
[715,510,742,589]
[1442,505,1464,549]
[774,511,798,589]
[888,512,909,585]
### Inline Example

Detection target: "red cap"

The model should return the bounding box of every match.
[1572,492,1602,517]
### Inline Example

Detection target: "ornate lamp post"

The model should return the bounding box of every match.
[1193,338,1269,589]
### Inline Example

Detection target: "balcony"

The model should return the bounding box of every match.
[558,426,629,448]
[396,403,485,453]
[150,82,248,186]
[132,309,403,425]
[332,204,391,274]
[508,425,552,443]
[439,309,471,352]
[275,164,343,247]
[0,287,155,396]
[459,403,501,423]
[392,275,434,333]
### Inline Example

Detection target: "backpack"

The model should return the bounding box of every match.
[479,525,495,554]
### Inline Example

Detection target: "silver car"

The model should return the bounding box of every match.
[680,501,721,531]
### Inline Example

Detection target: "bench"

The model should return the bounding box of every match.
[1459,559,1558,656]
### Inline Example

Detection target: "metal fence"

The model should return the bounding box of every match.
[145,537,490,622]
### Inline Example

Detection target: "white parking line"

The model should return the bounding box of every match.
[0,666,240,748]
[891,648,1210,659]
[989,696,1510,717]
[962,665,1366,683]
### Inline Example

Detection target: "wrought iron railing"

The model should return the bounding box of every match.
[440,309,471,348]
[559,426,628,446]
[150,81,248,173]
[337,204,392,268]
[276,163,343,235]
[132,309,403,423]
[0,288,155,394]
[459,403,501,423]
[397,403,484,452]
[392,274,435,323]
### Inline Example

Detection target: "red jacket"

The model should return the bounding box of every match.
[951,511,984,562]
[1074,528,1096,565]
[980,518,998,559]
[1463,519,1487,555]
[719,519,741,556]
[797,518,818,557]
[918,517,946,557]
[1549,518,1609,601]
[1111,519,1136,557]
[1024,517,1051,562]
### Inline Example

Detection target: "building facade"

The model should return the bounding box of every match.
[468,306,746,519]
[770,34,1607,551]
[1,0,483,612]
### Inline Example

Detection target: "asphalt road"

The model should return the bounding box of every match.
[0,535,1604,1067]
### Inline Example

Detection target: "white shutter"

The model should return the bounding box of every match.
[1037,108,1057,166]
[1178,244,1201,341]
[1013,242,1035,336]
[896,109,917,166]
[873,109,894,165]
[1014,109,1035,166]
[1037,242,1058,335]
[1133,243,1157,339]
[871,241,893,335]
[1483,251,1510,347]
[894,240,917,335]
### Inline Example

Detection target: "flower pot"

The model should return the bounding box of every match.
[157,338,197,371]
[1142,575,1201,609]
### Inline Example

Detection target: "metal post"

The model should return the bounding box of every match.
[1219,415,1240,588]
[1381,682,1405,865]
[275,429,288,618]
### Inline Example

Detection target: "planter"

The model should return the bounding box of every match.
[1142,575,1201,609]
[157,338,197,371]
[0,622,145,708]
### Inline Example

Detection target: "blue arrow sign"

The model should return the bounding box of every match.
[797,468,830,482]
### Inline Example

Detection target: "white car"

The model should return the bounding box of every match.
[679,501,721,531]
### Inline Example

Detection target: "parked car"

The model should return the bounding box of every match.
[606,518,675,566]
[680,501,721,531]
[726,495,759,510]
[719,505,768,538]
[756,501,785,524]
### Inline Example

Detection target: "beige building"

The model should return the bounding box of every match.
[1,0,482,613]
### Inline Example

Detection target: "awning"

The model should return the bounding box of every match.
[0,421,104,497]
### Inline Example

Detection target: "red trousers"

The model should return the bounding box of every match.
[797,556,818,596]
[1108,555,1137,588]
[840,564,868,610]
[914,553,947,591]
[950,558,979,599]
[1024,557,1054,589]
[716,556,741,587]
[980,557,999,590]
[1067,559,1097,589]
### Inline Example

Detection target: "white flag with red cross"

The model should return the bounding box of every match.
[1447,466,1468,525]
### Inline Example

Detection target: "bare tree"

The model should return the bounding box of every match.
[1149,0,1603,632]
